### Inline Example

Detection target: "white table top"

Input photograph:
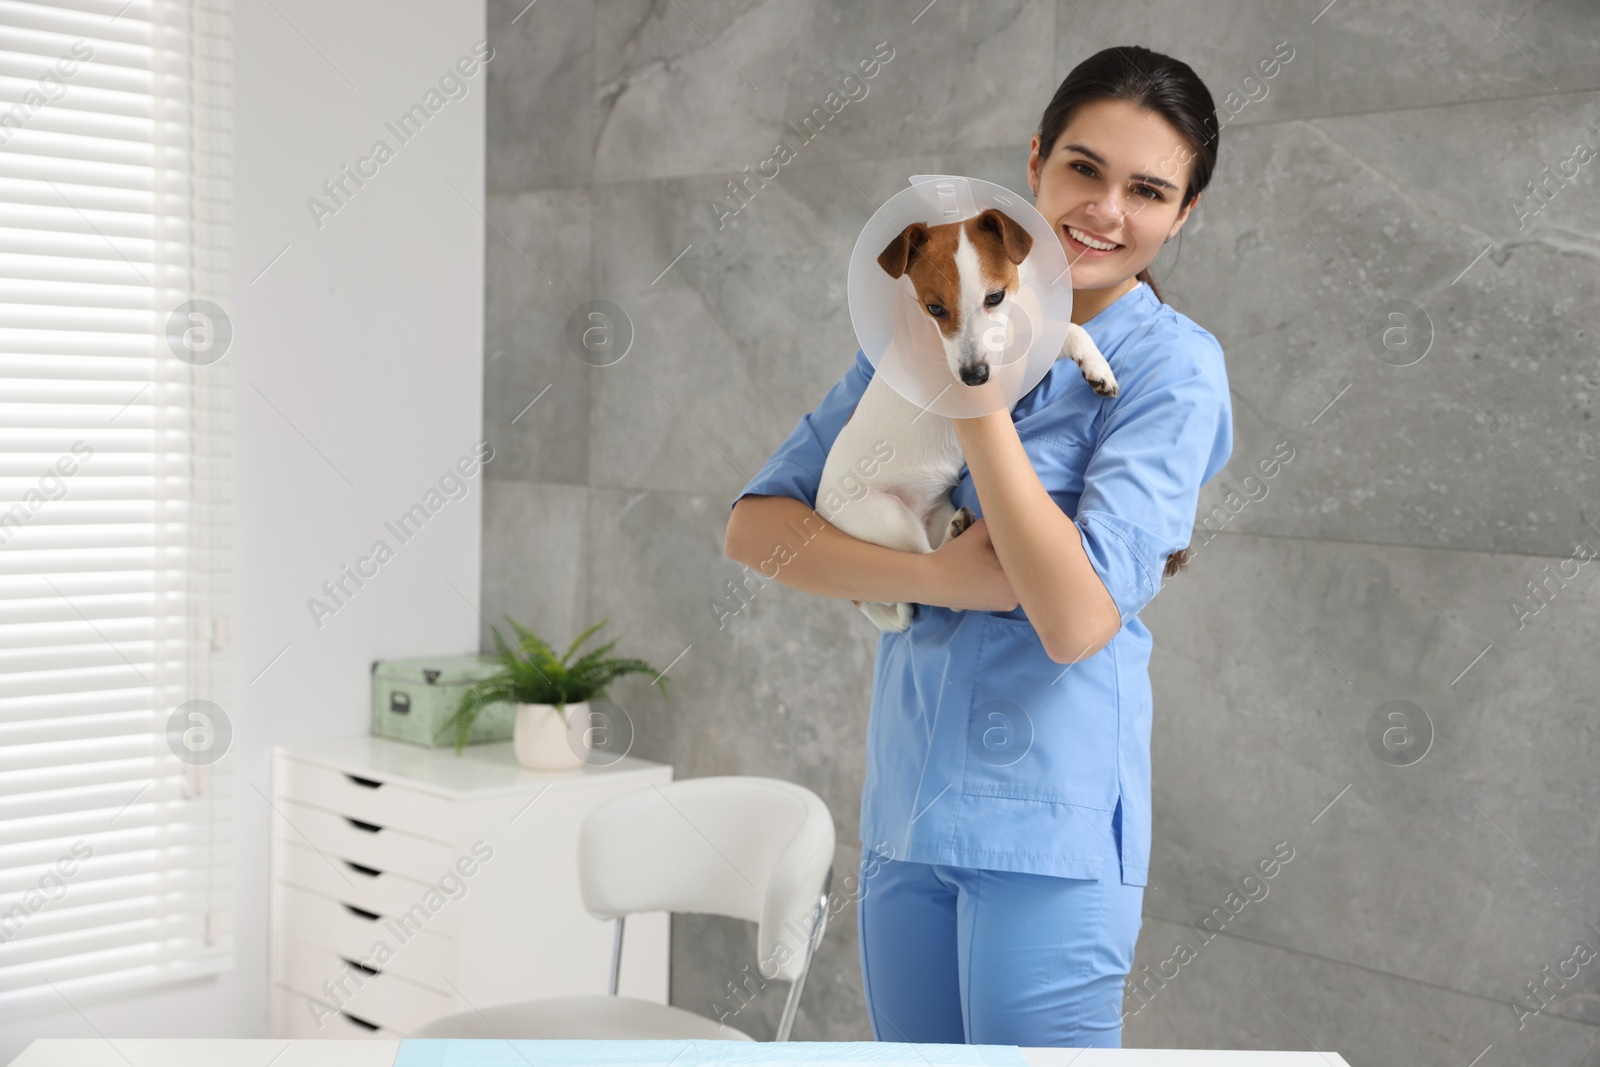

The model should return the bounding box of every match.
[8,1042,398,1066]
[7,1038,1353,1066]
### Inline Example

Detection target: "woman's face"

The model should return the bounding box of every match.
[1027,97,1199,293]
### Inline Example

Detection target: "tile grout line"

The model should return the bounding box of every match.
[478,475,1598,565]
[487,83,1600,197]
[1140,911,1600,1030]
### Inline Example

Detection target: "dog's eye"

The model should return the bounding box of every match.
[984,291,1004,308]
[925,303,946,318]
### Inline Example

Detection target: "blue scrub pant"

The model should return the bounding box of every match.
[856,829,1144,1048]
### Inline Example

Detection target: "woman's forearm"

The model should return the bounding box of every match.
[954,411,1121,662]
[724,495,934,604]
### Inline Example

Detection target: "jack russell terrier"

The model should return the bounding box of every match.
[816,207,1125,633]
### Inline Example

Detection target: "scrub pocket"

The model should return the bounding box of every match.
[961,612,1120,809]
[948,611,1123,877]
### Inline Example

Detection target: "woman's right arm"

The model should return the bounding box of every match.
[724,494,1019,613]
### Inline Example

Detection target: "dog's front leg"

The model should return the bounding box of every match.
[1062,322,1118,397]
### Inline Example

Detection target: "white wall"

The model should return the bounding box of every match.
[1,0,486,1055]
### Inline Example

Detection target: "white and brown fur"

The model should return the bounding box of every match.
[817,208,1187,633]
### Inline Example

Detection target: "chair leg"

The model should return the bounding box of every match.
[608,915,626,996]
[776,864,832,1042]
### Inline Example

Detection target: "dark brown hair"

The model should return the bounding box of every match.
[1039,46,1219,578]
[1035,45,1219,309]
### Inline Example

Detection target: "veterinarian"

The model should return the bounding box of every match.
[725,45,1233,1048]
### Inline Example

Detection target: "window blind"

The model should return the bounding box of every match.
[0,0,234,1015]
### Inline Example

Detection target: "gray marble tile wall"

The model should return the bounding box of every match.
[480,0,1600,1060]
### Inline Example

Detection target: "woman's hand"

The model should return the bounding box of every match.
[923,516,1020,613]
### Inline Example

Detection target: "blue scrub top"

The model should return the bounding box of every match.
[730,281,1233,887]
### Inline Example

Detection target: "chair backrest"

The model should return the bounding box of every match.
[579,776,834,984]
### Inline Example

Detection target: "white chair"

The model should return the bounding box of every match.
[408,775,835,1042]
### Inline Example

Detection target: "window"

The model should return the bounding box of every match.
[0,0,234,1014]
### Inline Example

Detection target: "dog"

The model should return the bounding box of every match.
[817,207,1158,633]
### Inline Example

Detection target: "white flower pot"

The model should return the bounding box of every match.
[513,701,589,771]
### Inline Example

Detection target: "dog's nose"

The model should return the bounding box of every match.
[960,364,990,386]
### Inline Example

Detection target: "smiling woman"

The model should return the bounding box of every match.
[846,44,1233,1051]
[723,44,1234,1055]
[1027,88,1217,322]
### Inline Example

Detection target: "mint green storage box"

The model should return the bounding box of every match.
[370,655,514,747]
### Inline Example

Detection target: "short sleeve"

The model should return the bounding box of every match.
[1074,332,1233,623]
[731,348,876,511]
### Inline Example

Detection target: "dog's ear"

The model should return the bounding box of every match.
[973,209,1033,265]
[877,223,930,278]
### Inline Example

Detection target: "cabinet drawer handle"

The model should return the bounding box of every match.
[342,956,379,977]
[343,903,381,921]
[345,860,382,877]
[342,1011,380,1031]
[345,817,382,833]
[345,774,383,789]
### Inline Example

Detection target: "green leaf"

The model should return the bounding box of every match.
[560,620,610,666]
[443,618,671,753]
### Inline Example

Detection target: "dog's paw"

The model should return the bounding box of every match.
[860,601,913,632]
[948,506,976,540]
[1062,322,1119,397]
[1083,362,1119,397]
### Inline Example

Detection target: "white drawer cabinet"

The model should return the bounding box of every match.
[268,735,672,1039]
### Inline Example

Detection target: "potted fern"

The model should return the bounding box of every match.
[435,618,671,769]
